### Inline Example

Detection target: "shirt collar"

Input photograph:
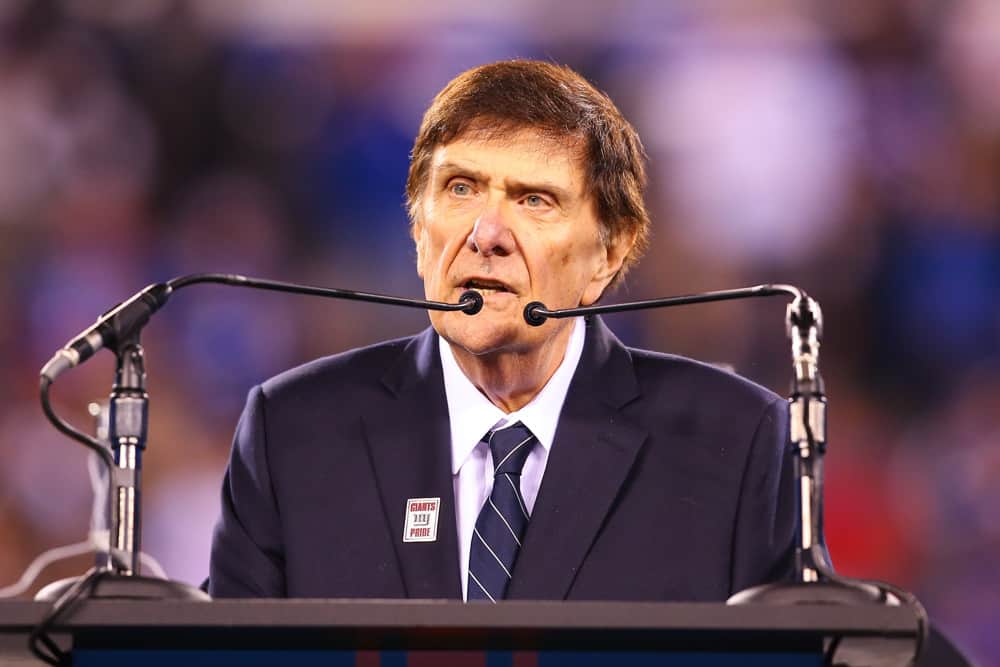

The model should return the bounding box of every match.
[440,317,586,475]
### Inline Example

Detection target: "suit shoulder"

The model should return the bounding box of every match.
[259,333,418,401]
[627,345,781,408]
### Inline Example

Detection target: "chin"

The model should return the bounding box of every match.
[430,310,526,356]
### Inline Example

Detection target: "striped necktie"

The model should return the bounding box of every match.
[467,422,535,602]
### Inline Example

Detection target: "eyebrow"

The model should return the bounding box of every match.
[433,161,489,183]
[432,161,574,204]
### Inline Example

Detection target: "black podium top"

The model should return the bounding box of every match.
[0,599,921,661]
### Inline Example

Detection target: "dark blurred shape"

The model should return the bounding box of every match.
[918,625,980,667]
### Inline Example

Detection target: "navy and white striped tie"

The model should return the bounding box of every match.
[467,422,535,602]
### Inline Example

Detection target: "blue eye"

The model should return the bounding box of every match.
[525,195,545,207]
[450,182,472,196]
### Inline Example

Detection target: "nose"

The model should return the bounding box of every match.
[466,199,514,257]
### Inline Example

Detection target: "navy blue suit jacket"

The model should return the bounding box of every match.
[209,316,796,600]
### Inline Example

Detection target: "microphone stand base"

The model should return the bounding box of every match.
[35,573,210,602]
[727,580,897,606]
[728,583,917,666]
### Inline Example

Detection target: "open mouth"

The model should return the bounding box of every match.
[462,279,513,295]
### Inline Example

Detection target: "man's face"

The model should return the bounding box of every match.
[413,126,624,357]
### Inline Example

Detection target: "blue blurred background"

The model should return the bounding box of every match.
[0,1,997,663]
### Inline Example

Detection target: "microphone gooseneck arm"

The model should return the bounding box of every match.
[41,273,482,382]
[166,273,483,313]
[522,283,804,325]
[523,284,827,585]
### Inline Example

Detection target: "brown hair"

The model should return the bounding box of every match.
[406,60,650,284]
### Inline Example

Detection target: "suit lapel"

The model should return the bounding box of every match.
[361,328,462,599]
[507,317,648,600]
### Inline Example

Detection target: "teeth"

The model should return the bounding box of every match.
[465,281,508,293]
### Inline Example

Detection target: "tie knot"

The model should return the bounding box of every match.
[488,422,535,477]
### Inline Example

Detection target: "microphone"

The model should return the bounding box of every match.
[41,283,172,382]
[41,274,483,382]
[522,284,803,326]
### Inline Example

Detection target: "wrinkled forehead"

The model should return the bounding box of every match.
[431,122,586,181]
[454,116,585,149]
[447,118,588,164]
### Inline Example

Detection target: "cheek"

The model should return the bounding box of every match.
[555,237,600,276]
[423,226,467,284]
[536,242,591,295]
[420,204,455,257]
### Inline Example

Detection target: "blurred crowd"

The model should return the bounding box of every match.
[1,1,998,663]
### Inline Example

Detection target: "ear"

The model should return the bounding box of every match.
[580,229,637,306]
[412,218,426,278]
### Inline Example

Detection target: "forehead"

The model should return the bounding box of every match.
[429,127,588,190]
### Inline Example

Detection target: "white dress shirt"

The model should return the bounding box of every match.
[439,317,586,600]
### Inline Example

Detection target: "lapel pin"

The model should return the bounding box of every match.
[403,497,440,543]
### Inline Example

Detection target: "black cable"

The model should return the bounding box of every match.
[35,380,118,662]
[823,635,844,666]
[40,376,116,570]
[28,566,107,666]
[36,633,63,663]
[40,377,111,468]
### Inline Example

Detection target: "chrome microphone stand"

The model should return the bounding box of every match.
[108,335,147,577]
[784,290,831,584]
[728,289,889,602]
[724,292,933,667]
[36,331,210,601]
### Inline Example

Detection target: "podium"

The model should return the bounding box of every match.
[0,599,930,666]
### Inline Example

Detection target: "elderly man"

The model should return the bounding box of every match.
[209,60,795,601]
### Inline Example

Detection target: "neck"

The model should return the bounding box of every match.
[449,321,574,413]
